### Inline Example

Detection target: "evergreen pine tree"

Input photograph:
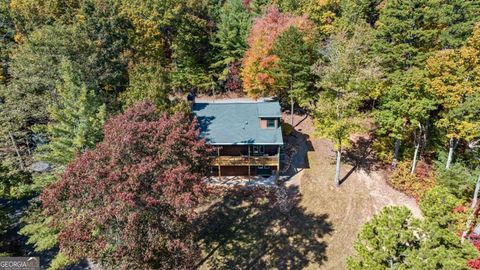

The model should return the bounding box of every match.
[0,0,15,84]
[339,0,382,28]
[373,0,437,73]
[20,59,106,269]
[26,57,106,194]
[434,0,480,49]
[0,25,88,171]
[348,203,477,270]
[347,206,420,269]
[271,26,317,107]
[211,0,252,84]
[120,61,171,112]
[372,0,439,167]
[35,59,106,170]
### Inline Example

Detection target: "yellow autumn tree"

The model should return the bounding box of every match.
[427,24,480,169]
[300,0,339,36]
[10,0,81,34]
[119,0,171,63]
[120,0,213,91]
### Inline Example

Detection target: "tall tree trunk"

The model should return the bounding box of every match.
[335,148,341,187]
[423,118,429,149]
[411,142,420,174]
[411,125,422,174]
[9,132,25,170]
[392,139,401,169]
[25,137,31,155]
[290,96,294,126]
[472,174,480,208]
[446,138,455,169]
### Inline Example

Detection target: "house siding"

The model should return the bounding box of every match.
[216,145,280,156]
[209,165,279,177]
[221,166,251,176]
[260,119,267,128]
[219,146,248,156]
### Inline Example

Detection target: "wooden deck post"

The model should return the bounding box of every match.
[276,146,281,180]
[248,145,251,176]
[218,148,221,177]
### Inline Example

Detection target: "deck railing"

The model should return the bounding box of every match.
[211,155,279,166]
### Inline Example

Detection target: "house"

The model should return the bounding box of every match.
[192,99,284,178]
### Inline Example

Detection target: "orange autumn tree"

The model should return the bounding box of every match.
[241,6,315,98]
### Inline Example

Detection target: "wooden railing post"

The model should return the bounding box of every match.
[248,145,251,176]
[211,155,278,166]
[217,148,221,177]
[276,146,281,179]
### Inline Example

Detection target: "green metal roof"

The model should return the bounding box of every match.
[192,101,283,145]
[257,102,282,117]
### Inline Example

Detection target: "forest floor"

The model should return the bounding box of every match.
[198,114,421,270]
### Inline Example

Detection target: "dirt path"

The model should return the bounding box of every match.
[284,115,421,270]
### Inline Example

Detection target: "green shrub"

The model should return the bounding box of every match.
[0,164,32,198]
[48,252,74,270]
[348,205,477,270]
[434,161,478,201]
[347,206,420,269]
[420,186,465,229]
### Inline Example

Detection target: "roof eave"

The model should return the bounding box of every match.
[258,115,281,118]
[208,142,284,146]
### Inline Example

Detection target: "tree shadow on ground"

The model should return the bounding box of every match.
[282,129,313,178]
[343,136,385,176]
[0,197,92,269]
[293,115,309,129]
[196,186,333,269]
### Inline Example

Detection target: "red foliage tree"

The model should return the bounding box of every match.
[41,102,213,270]
[468,234,480,269]
[224,62,242,92]
[241,6,314,98]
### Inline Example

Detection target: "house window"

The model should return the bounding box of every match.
[252,145,264,155]
[267,119,276,128]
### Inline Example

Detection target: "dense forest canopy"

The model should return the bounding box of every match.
[0,0,480,269]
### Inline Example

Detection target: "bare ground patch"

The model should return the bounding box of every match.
[295,116,420,270]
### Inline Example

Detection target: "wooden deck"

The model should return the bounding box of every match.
[211,155,279,166]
